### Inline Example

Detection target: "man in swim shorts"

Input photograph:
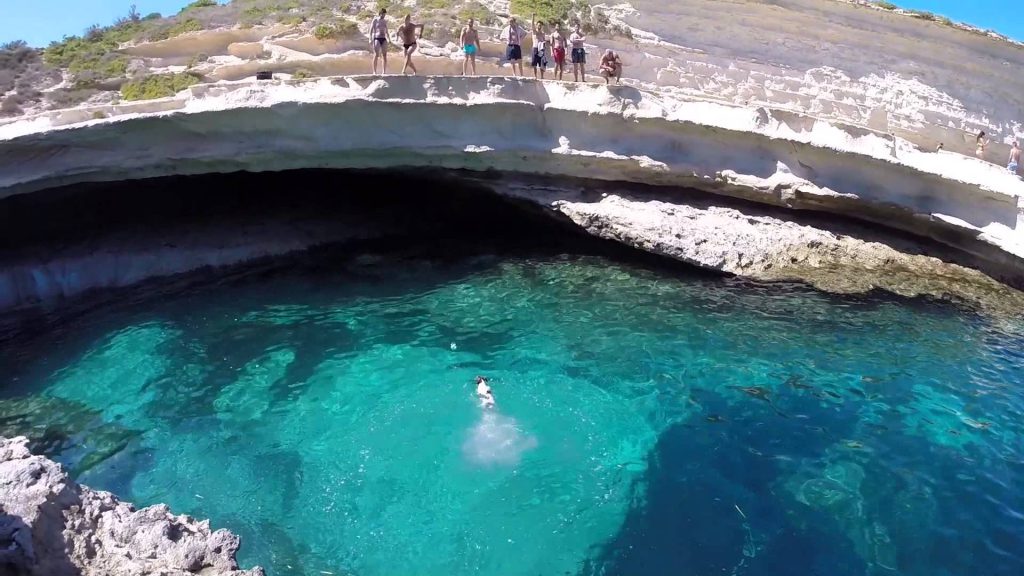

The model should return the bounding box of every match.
[502,16,528,77]
[530,14,548,80]
[396,14,424,75]
[476,376,495,409]
[460,17,481,76]
[599,49,622,85]
[550,23,567,81]
[1010,140,1021,175]
[569,23,586,82]
[368,8,389,75]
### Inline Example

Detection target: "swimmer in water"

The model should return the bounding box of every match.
[476,376,495,409]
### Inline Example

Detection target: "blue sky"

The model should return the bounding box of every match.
[0,0,1020,47]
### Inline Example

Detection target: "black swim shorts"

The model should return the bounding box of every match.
[506,44,523,61]
[571,48,586,64]
[531,48,547,69]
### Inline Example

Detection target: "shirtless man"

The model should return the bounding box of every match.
[476,376,495,409]
[569,23,586,82]
[502,17,528,77]
[550,23,568,81]
[1009,141,1021,175]
[396,14,424,75]
[368,8,389,75]
[599,49,622,85]
[530,14,548,80]
[460,18,481,76]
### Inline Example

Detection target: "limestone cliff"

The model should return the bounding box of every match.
[0,436,263,576]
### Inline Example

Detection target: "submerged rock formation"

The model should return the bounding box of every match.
[0,436,263,576]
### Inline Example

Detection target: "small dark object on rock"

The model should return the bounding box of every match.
[256,71,273,80]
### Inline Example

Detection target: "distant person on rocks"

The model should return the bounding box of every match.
[599,49,622,85]
[569,23,587,82]
[396,14,424,75]
[976,131,989,160]
[1009,141,1021,175]
[531,14,549,80]
[550,23,568,81]
[369,8,390,75]
[936,142,944,152]
[460,18,481,75]
[502,16,528,77]
[476,376,495,409]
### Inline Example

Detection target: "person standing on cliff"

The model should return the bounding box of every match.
[569,23,586,82]
[976,131,989,160]
[396,14,425,75]
[551,23,568,81]
[460,18,481,75]
[1010,141,1021,175]
[530,14,549,80]
[369,8,389,75]
[501,16,528,77]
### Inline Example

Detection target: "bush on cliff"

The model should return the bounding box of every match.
[510,0,579,23]
[121,73,201,101]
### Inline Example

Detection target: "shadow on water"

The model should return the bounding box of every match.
[580,385,870,576]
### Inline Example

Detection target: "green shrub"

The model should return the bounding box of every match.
[183,0,218,10]
[121,72,201,101]
[420,0,453,9]
[458,2,497,25]
[46,87,99,109]
[92,110,108,119]
[909,9,936,21]
[313,20,358,40]
[0,97,22,116]
[292,68,314,79]
[510,0,578,24]
[873,1,898,9]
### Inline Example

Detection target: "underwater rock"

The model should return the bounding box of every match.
[0,436,263,576]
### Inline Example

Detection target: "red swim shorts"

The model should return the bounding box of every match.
[553,47,566,64]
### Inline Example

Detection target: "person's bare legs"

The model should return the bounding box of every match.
[470,54,476,75]
[463,54,468,76]
[402,45,417,75]
[381,49,388,75]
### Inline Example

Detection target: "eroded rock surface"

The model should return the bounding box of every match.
[499,183,1024,314]
[0,436,263,576]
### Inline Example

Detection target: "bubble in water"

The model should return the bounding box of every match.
[450,342,458,351]
[462,411,538,466]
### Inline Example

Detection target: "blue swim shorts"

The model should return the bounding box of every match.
[464,44,477,55]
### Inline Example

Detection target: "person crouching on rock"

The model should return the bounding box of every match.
[369,8,389,75]
[569,23,587,82]
[600,49,622,85]
[396,14,424,75]
[461,18,481,76]
[531,14,549,80]
[551,22,568,81]
[476,376,495,409]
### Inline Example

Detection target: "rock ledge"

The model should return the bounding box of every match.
[0,436,263,576]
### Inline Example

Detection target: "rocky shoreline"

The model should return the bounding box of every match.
[0,436,263,576]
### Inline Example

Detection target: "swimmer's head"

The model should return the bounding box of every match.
[476,376,489,385]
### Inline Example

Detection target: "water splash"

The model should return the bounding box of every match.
[462,411,538,467]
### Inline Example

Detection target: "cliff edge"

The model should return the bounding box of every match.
[0,436,263,576]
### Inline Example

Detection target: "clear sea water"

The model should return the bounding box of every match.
[1,251,1023,576]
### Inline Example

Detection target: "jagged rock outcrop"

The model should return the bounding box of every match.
[0,436,263,576]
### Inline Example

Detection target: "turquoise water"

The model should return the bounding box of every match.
[1,252,1023,576]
